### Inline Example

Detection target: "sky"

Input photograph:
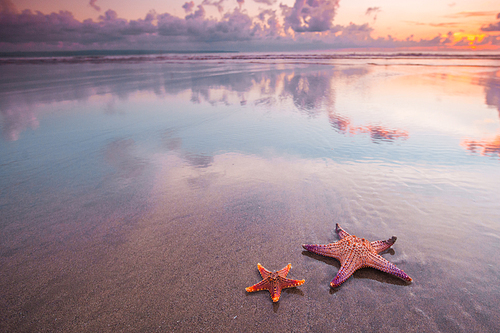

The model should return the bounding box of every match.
[0,0,499,52]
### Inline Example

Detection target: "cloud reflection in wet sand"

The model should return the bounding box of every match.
[1,60,499,161]
[461,135,500,158]
[482,70,500,116]
[329,112,409,143]
[0,106,38,141]
[460,70,500,159]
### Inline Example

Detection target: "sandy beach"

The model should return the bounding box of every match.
[1,54,500,332]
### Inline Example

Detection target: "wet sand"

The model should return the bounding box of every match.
[1,56,500,332]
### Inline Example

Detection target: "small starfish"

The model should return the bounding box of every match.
[245,263,305,302]
[303,223,412,288]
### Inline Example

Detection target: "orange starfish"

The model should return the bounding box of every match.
[303,223,412,288]
[245,263,305,302]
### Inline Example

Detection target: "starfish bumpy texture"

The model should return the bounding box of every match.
[303,223,412,287]
[245,263,305,302]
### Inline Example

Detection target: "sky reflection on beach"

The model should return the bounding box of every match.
[1,62,499,153]
[1,58,500,332]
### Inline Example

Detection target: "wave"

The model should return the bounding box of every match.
[1,50,500,66]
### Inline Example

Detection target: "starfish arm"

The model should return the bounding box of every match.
[330,251,361,287]
[302,243,343,260]
[257,263,271,279]
[278,277,305,289]
[245,279,271,293]
[366,253,413,282]
[336,223,350,239]
[370,236,397,253]
[269,280,282,302]
[277,263,292,278]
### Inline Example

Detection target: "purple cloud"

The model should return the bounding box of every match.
[158,8,255,43]
[1,2,499,52]
[0,9,157,45]
[254,0,276,5]
[281,0,340,33]
[89,0,101,12]
[182,1,195,13]
[202,0,225,14]
[481,13,500,31]
[256,9,280,36]
[185,5,205,20]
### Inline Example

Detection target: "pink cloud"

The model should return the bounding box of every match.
[365,7,381,21]
[1,2,499,52]
[281,0,340,33]
[202,0,225,14]
[0,0,17,14]
[89,0,101,12]
[254,0,276,5]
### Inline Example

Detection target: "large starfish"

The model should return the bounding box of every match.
[303,223,412,288]
[245,263,305,302]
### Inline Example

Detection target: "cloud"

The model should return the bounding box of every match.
[405,20,460,28]
[182,1,195,13]
[185,4,205,20]
[281,0,340,33]
[446,11,498,18]
[158,7,255,43]
[89,0,101,12]
[202,0,225,14]
[0,9,157,45]
[256,9,281,36]
[365,7,381,21]
[0,0,17,14]
[481,24,500,32]
[429,22,460,27]
[481,14,500,32]
[404,21,426,26]
[254,0,276,5]
[1,2,499,52]
[157,13,185,36]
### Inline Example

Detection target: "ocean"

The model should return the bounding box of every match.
[1,51,500,332]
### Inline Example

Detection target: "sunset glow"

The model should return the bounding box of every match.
[1,0,499,51]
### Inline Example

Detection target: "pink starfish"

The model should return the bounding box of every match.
[303,223,412,287]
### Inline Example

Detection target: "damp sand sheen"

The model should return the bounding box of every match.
[1,52,500,332]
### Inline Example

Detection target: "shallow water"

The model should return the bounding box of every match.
[1,55,500,332]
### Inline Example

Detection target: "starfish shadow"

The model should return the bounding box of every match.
[245,287,304,312]
[273,302,280,312]
[301,250,341,269]
[302,249,410,289]
[284,287,305,297]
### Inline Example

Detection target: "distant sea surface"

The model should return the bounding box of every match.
[1,49,500,63]
[1,51,500,332]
